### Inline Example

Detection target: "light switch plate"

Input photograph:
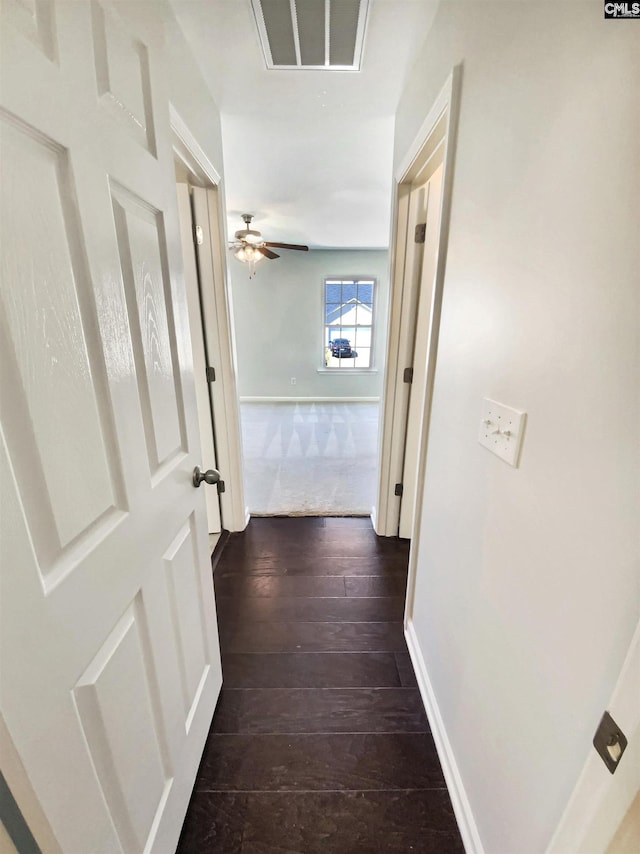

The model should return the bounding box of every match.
[478,398,526,467]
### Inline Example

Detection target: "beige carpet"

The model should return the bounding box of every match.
[240,402,380,516]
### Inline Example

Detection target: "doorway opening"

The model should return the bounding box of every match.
[230,249,389,518]
[240,400,380,516]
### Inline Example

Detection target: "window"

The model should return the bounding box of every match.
[324,277,375,369]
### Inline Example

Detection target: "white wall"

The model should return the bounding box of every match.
[397,3,640,853]
[230,249,389,398]
[159,1,225,175]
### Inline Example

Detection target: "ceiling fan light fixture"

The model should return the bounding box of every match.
[234,244,264,263]
[229,214,307,278]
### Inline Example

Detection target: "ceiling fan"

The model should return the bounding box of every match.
[229,214,309,263]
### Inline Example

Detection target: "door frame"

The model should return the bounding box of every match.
[170,106,248,533]
[374,65,462,539]
[397,158,444,540]
[176,183,222,541]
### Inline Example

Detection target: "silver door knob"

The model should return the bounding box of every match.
[192,466,221,487]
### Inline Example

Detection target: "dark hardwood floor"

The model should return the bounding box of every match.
[177,517,464,853]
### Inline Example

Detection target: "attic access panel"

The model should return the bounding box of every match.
[251,0,369,71]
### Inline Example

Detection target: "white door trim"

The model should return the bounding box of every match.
[176,184,222,537]
[170,107,248,532]
[398,160,444,539]
[170,105,221,187]
[192,187,248,531]
[375,66,462,538]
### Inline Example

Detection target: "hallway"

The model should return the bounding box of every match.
[177,517,464,852]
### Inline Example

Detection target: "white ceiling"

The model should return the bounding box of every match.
[170,1,439,248]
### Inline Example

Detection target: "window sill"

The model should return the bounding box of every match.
[316,367,378,374]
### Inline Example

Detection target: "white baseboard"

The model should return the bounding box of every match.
[405,618,484,854]
[239,396,380,404]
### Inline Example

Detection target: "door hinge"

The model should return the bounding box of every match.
[403,367,414,384]
[194,224,204,245]
[414,223,426,244]
[217,480,226,494]
[206,366,216,382]
[394,483,403,497]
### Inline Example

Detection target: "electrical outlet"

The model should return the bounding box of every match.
[478,398,526,467]
[290,377,296,385]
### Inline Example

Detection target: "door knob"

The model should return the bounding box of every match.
[192,466,221,488]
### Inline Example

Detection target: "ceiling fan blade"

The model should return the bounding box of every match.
[264,242,309,252]
[259,246,279,260]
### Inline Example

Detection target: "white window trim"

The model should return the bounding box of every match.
[321,274,377,371]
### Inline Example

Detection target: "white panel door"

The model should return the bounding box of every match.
[0,2,222,852]
[399,161,444,539]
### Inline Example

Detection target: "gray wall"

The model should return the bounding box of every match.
[397,3,640,853]
[230,249,389,399]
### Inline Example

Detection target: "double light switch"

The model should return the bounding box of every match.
[478,398,526,467]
